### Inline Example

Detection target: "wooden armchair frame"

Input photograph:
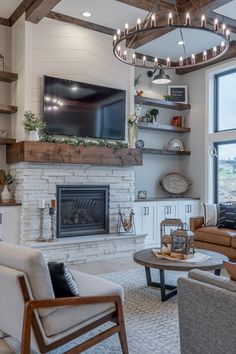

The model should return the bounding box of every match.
[19,276,128,354]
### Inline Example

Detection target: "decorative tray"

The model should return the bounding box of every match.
[152,250,190,261]
[160,172,192,194]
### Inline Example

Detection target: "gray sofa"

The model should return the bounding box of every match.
[178,269,236,354]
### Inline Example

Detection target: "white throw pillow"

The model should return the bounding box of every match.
[203,203,218,226]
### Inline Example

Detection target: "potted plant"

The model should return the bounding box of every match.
[128,114,138,148]
[23,111,46,141]
[0,170,14,202]
[149,108,159,123]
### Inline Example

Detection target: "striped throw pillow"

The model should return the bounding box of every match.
[217,204,236,229]
[48,262,80,298]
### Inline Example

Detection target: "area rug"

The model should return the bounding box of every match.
[4,268,186,354]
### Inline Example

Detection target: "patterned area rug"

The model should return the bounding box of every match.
[4,268,186,354]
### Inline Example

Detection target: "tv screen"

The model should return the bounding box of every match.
[43,76,126,140]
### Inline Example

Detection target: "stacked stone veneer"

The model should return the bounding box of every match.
[10,163,135,243]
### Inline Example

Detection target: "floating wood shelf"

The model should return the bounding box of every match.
[142,148,191,156]
[135,96,191,110]
[0,104,17,114]
[0,138,16,145]
[137,122,190,133]
[0,202,21,207]
[0,71,18,82]
[6,141,143,166]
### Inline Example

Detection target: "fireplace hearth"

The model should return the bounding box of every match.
[57,185,109,238]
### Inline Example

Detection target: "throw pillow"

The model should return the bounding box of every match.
[217,204,236,229]
[223,261,236,281]
[203,203,218,226]
[48,262,80,298]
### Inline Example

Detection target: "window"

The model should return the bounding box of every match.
[211,67,236,203]
[214,69,236,132]
[214,141,236,203]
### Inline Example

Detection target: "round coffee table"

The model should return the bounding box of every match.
[133,248,228,302]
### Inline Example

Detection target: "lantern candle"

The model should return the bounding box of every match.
[51,200,56,209]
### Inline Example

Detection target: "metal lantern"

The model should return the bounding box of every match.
[171,223,195,255]
[160,218,182,248]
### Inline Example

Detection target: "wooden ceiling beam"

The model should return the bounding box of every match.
[47,11,115,36]
[9,0,35,26]
[176,40,236,75]
[26,0,61,24]
[0,18,11,26]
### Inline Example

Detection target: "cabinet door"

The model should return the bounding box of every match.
[178,200,200,226]
[0,207,21,244]
[156,201,178,242]
[133,202,158,247]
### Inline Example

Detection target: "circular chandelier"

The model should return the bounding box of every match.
[112,10,230,70]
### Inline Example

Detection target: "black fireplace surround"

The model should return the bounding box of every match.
[57,185,109,238]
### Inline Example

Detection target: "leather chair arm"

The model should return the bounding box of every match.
[190,217,204,232]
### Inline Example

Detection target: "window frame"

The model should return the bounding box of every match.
[214,68,236,133]
[213,140,236,203]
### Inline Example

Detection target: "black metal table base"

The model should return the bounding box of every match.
[145,267,221,302]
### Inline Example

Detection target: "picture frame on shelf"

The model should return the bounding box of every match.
[167,85,188,104]
[137,190,147,199]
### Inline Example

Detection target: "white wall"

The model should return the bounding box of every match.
[0,25,12,170]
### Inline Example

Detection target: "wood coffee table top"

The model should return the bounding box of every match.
[133,248,228,272]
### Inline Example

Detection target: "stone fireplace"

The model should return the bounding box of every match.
[57,185,109,238]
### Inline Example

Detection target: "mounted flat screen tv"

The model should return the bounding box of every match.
[43,76,126,140]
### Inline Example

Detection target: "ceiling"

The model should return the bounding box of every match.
[0,0,236,72]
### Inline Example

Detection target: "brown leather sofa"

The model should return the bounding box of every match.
[190,217,236,260]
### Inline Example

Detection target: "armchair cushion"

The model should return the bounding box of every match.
[188,269,236,293]
[41,270,124,336]
[194,226,234,246]
[48,262,80,297]
[0,242,55,318]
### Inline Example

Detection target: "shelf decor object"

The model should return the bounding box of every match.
[167,138,184,151]
[160,172,192,195]
[112,3,230,71]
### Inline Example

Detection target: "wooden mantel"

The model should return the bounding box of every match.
[6,141,143,166]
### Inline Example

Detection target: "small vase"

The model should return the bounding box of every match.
[26,130,40,141]
[1,185,11,202]
[128,126,137,149]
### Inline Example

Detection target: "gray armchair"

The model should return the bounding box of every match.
[178,269,236,354]
[0,242,128,354]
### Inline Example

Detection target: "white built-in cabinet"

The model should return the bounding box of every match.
[0,206,21,244]
[134,199,200,247]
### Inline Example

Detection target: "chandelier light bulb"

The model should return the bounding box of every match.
[167,57,170,66]
[222,23,226,35]
[117,29,121,39]
[185,12,191,26]
[226,29,230,40]
[179,56,183,66]
[113,35,117,45]
[132,53,136,64]
[117,46,121,56]
[191,54,195,64]
[214,18,218,31]
[151,14,156,27]
[203,50,207,61]
[201,14,206,27]
[142,56,146,65]
[123,50,127,61]
[213,46,217,56]
[154,57,158,65]
[125,23,129,35]
[137,18,141,31]
[220,41,225,51]
[168,12,173,26]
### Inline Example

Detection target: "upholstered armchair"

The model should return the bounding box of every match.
[0,242,128,354]
[178,269,236,354]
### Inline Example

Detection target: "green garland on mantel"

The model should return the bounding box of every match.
[40,134,128,149]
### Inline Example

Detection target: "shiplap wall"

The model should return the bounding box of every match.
[29,18,133,140]
[0,25,12,169]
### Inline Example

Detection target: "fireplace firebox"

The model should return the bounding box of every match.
[57,185,109,238]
